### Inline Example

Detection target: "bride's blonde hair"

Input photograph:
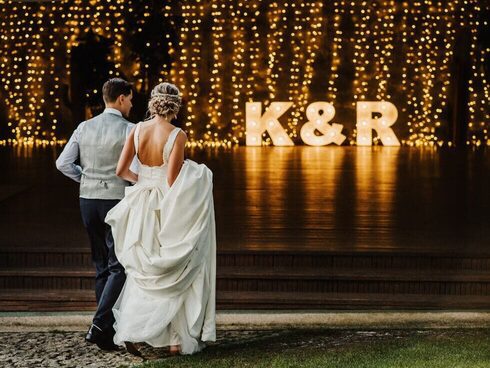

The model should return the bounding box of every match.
[148,82,182,118]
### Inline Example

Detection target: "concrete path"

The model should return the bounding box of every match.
[1,310,490,332]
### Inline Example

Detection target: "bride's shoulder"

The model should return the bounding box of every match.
[171,128,187,150]
[175,127,187,140]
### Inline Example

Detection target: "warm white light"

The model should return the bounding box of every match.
[300,102,346,146]
[246,102,294,146]
[356,101,400,146]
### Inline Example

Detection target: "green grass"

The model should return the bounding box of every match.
[133,329,490,368]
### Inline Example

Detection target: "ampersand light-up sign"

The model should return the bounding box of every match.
[356,101,400,146]
[300,102,346,146]
[246,102,294,146]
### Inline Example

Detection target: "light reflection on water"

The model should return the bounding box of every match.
[235,146,487,252]
[0,146,488,253]
[240,147,402,250]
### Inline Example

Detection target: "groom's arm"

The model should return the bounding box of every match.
[55,122,84,183]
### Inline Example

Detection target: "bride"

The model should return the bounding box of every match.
[105,82,216,355]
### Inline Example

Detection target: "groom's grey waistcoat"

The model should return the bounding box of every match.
[79,113,131,200]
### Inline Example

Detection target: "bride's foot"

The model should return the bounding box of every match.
[124,341,142,357]
[169,344,180,355]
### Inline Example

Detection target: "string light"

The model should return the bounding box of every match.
[467,1,489,147]
[208,0,225,143]
[0,0,488,148]
[288,2,325,140]
[327,1,344,103]
[242,0,261,145]
[229,1,247,144]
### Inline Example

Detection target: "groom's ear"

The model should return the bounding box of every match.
[116,94,125,105]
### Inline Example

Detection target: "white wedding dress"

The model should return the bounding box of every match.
[105,124,216,355]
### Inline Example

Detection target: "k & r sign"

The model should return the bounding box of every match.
[246,101,401,146]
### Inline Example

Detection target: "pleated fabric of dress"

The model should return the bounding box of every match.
[105,124,216,355]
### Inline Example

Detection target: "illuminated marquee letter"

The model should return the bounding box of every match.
[300,102,346,146]
[356,101,400,146]
[246,102,294,146]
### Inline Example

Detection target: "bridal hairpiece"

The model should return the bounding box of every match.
[153,92,182,98]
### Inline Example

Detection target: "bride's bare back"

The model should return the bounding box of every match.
[116,117,187,187]
[137,119,176,167]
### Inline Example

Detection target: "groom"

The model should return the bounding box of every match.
[56,78,136,350]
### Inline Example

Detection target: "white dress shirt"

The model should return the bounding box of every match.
[56,108,138,183]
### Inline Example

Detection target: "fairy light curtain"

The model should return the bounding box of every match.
[0,0,488,147]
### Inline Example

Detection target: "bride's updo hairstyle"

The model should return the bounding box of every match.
[148,82,182,118]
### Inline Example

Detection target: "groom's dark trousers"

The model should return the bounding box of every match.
[80,198,126,332]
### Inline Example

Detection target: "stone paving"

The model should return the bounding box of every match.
[2,328,484,368]
[1,329,284,368]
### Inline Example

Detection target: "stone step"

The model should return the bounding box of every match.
[217,250,490,272]
[218,266,490,282]
[2,248,489,271]
[0,248,93,268]
[1,267,489,294]
[2,289,490,311]
[0,268,95,290]
[0,289,96,311]
[217,291,490,309]
[2,248,489,310]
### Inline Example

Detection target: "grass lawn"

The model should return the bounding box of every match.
[131,328,490,368]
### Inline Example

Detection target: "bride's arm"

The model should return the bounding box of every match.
[116,125,139,184]
[166,131,187,187]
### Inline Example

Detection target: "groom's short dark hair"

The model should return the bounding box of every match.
[102,78,132,103]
